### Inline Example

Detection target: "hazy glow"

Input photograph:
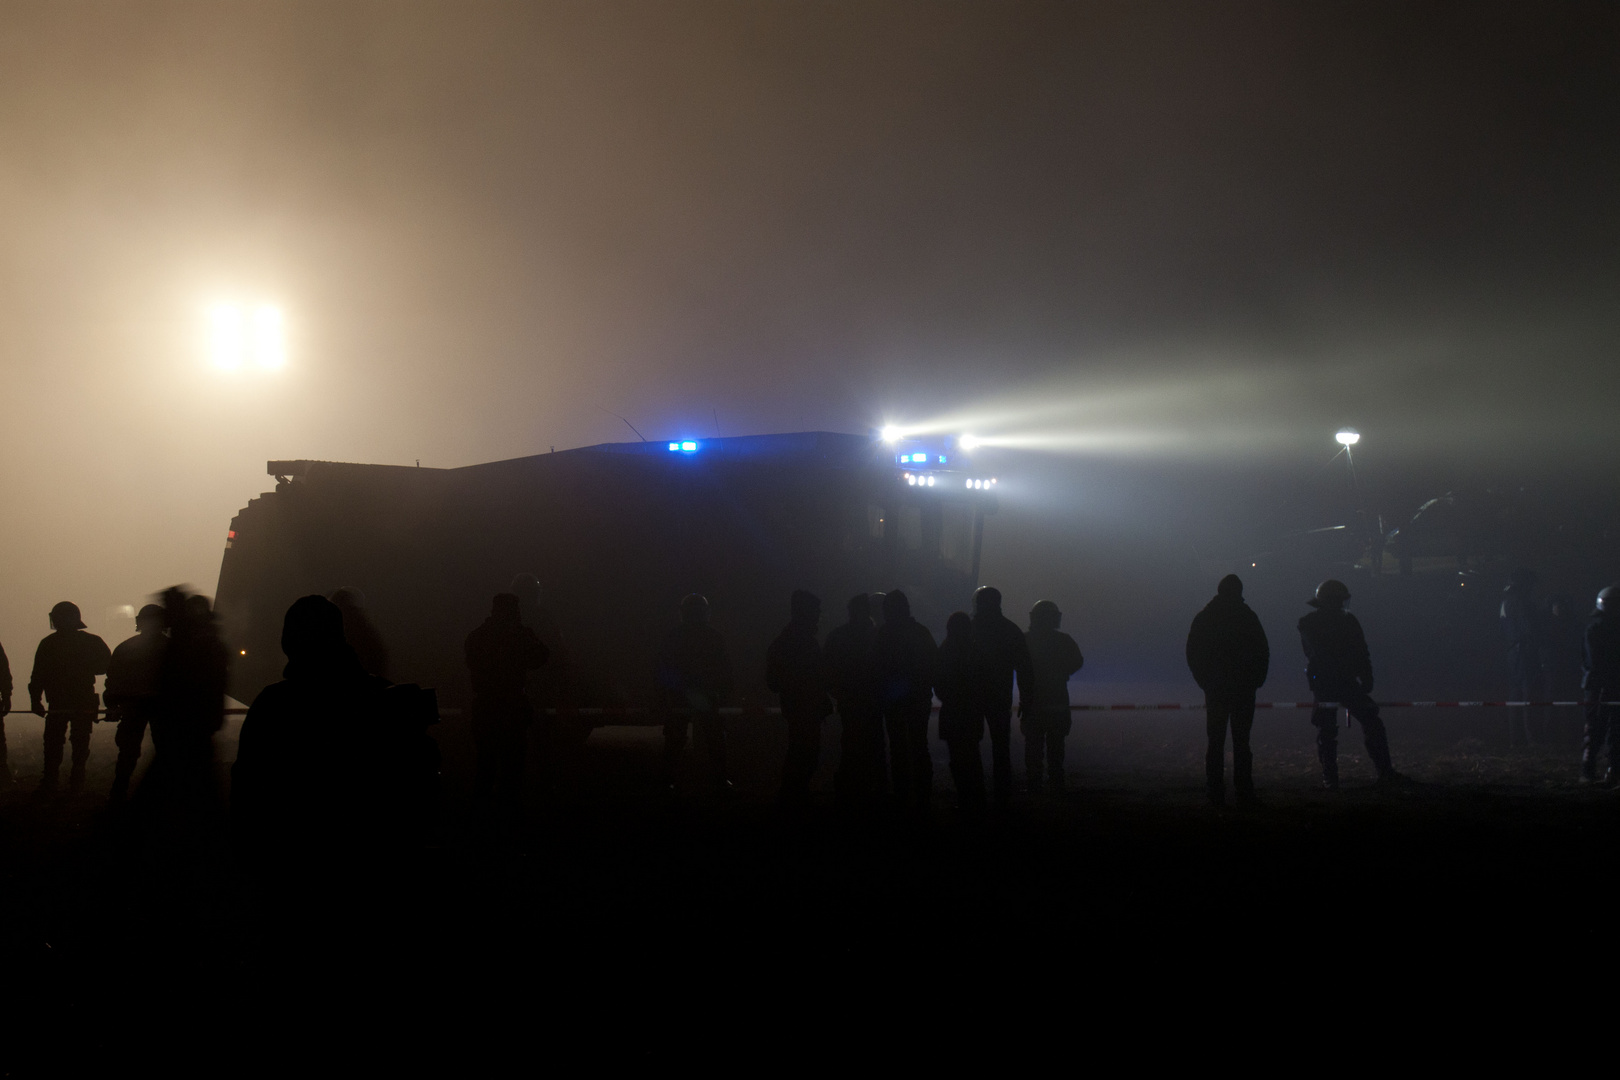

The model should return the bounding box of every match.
[880,424,903,443]
[959,433,981,450]
[207,303,285,370]
[1336,428,1361,446]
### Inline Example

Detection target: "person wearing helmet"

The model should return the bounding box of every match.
[1186,575,1269,807]
[465,593,549,816]
[1500,568,1545,746]
[1580,586,1620,784]
[766,590,832,811]
[971,586,1035,808]
[103,603,168,801]
[27,602,112,792]
[874,590,937,810]
[1297,580,1403,789]
[657,593,734,792]
[1024,600,1084,794]
[824,593,883,803]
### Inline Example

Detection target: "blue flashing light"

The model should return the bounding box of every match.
[668,442,679,451]
[668,440,700,453]
[938,454,947,463]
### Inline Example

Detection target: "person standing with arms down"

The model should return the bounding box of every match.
[874,590,937,811]
[465,593,549,816]
[971,586,1034,808]
[1298,580,1404,790]
[1024,600,1084,794]
[935,612,984,812]
[658,593,734,793]
[1186,575,1269,807]
[824,593,882,803]
[1500,567,1545,747]
[28,602,111,793]
[103,604,167,801]
[1580,586,1620,785]
[767,590,832,811]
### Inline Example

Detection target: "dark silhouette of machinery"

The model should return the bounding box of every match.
[214,432,997,710]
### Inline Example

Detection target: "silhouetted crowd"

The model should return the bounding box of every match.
[0,571,1617,852]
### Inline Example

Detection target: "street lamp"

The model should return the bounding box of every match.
[880,425,902,444]
[1336,428,1360,446]
[208,302,285,370]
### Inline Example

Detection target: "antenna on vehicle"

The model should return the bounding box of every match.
[596,406,647,442]
[713,408,722,438]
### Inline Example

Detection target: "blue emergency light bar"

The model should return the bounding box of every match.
[667,441,700,453]
[895,451,947,465]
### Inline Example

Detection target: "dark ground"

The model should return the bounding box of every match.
[1,705,1609,1065]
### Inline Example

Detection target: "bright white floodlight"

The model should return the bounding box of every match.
[252,305,286,368]
[880,425,902,444]
[208,304,246,369]
[208,302,285,370]
[959,433,981,451]
[1335,428,1361,446]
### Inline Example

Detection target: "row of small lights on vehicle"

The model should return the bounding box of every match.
[902,472,997,489]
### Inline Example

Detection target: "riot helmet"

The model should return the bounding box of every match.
[1309,579,1351,608]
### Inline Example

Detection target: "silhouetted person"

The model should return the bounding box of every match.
[1024,600,1084,794]
[465,593,548,815]
[331,587,390,680]
[1298,580,1402,789]
[875,590,937,810]
[234,595,389,858]
[28,601,111,792]
[1547,593,1585,737]
[146,590,230,813]
[0,637,12,786]
[1580,586,1620,785]
[935,611,984,812]
[767,590,831,810]
[824,593,882,802]
[103,603,167,801]
[1501,567,1545,746]
[658,594,734,792]
[1186,575,1269,807]
[511,572,575,780]
[971,586,1034,807]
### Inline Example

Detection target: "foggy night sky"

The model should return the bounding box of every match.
[1,1,1616,677]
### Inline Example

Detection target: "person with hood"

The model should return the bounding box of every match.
[935,611,984,812]
[766,590,832,809]
[874,590,937,810]
[1186,575,1269,807]
[971,586,1034,807]
[465,593,549,814]
[1298,579,1403,789]
[658,593,733,792]
[1580,586,1620,785]
[234,595,390,856]
[824,593,882,802]
[103,603,168,800]
[1024,600,1084,794]
[28,601,112,792]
